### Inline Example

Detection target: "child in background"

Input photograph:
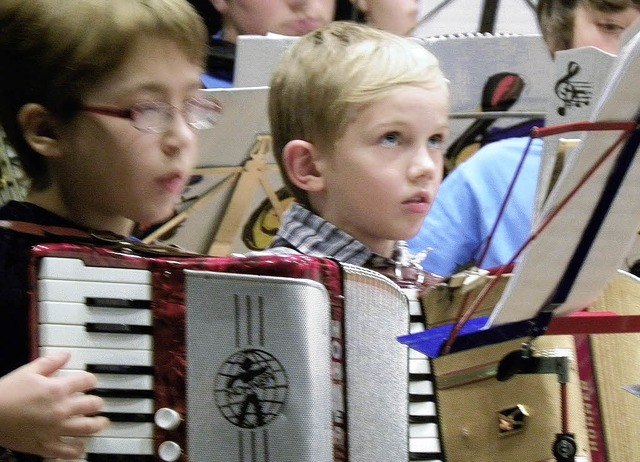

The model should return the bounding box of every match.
[202,0,336,87]
[0,0,217,459]
[350,0,419,36]
[408,0,640,277]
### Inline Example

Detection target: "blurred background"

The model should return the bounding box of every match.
[187,0,542,39]
[416,0,540,36]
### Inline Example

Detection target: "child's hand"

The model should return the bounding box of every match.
[0,352,110,459]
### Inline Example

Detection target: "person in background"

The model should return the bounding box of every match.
[350,0,419,36]
[408,0,640,277]
[0,0,217,459]
[202,0,337,87]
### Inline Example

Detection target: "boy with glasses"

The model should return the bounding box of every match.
[0,0,218,459]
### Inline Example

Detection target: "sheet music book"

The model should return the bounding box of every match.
[534,46,616,224]
[488,28,640,326]
[234,33,553,166]
[234,34,299,88]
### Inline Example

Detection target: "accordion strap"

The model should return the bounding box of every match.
[0,220,93,239]
[0,220,200,258]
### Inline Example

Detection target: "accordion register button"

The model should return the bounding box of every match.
[158,440,182,462]
[154,408,182,430]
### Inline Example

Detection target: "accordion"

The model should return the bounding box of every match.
[420,270,640,462]
[30,243,441,462]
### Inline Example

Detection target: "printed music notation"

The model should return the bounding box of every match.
[555,61,593,116]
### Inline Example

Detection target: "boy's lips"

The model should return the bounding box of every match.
[157,172,187,195]
[403,192,431,214]
[288,18,322,35]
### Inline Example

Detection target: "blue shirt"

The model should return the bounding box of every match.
[408,136,544,276]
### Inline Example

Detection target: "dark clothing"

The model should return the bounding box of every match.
[0,201,87,377]
[0,201,91,462]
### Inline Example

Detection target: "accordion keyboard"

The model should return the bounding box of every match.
[405,288,444,462]
[38,256,156,461]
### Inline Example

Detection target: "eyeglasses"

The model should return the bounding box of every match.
[80,97,222,134]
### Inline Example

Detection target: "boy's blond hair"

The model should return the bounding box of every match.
[0,0,208,190]
[269,21,448,206]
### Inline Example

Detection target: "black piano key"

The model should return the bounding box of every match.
[90,388,154,399]
[409,393,436,403]
[409,451,445,461]
[87,454,155,462]
[85,297,151,309]
[409,415,439,424]
[410,372,435,381]
[85,323,153,335]
[87,364,154,375]
[101,412,154,423]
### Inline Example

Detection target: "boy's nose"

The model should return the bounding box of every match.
[162,113,197,154]
[411,148,438,179]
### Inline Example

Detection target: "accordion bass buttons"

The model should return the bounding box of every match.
[155,408,183,461]
[158,440,182,462]
[155,407,182,431]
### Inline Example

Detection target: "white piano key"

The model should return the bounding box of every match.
[103,397,154,414]
[84,436,155,454]
[407,298,422,315]
[39,325,152,350]
[39,257,151,284]
[39,347,153,368]
[38,279,151,303]
[409,348,431,360]
[409,358,430,374]
[410,436,442,454]
[410,401,436,416]
[98,421,154,439]
[409,422,441,438]
[39,301,152,325]
[57,369,153,390]
[45,435,157,461]
[95,373,154,389]
[409,380,434,395]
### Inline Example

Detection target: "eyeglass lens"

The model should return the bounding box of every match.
[132,98,221,133]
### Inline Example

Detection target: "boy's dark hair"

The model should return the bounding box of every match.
[537,0,640,53]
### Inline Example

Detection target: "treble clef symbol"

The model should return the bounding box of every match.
[555,61,581,116]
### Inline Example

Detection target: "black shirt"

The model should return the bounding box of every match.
[0,201,86,377]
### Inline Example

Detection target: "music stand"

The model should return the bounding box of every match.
[142,86,289,256]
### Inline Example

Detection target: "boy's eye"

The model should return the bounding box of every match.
[428,134,445,150]
[596,21,625,35]
[380,132,401,147]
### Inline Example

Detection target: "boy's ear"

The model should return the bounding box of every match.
[282,140,325,193]
[18,103,62,158]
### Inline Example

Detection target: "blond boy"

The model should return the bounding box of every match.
[267,21,449,267]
